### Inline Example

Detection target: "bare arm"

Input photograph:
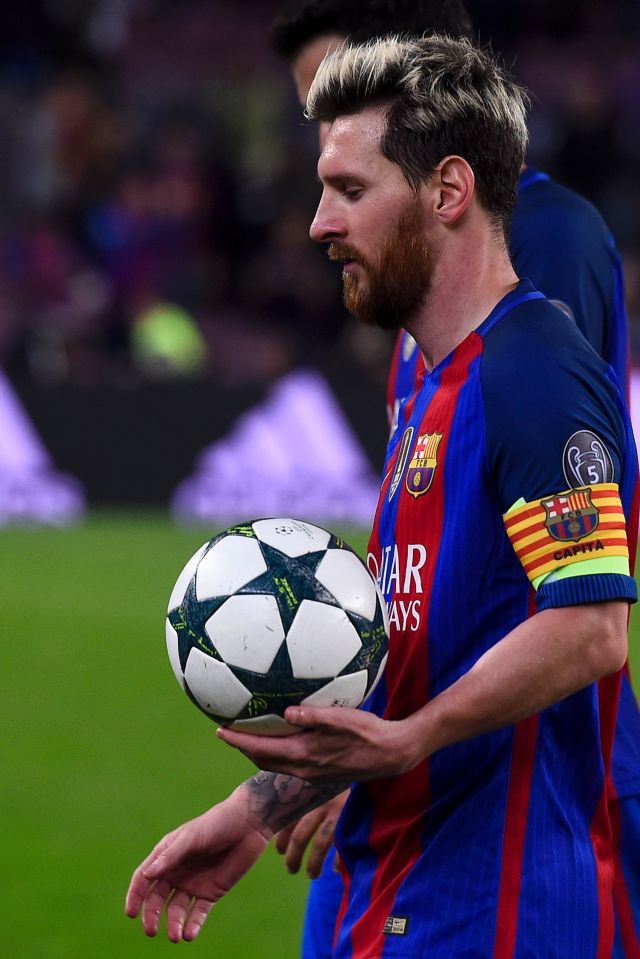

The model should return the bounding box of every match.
[125,771,344,942]
[219,602,629,782]
[405,601,628,756]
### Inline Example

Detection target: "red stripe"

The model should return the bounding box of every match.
[607,467,640,954]
[610,791,640,959]
[523,533,628,574]
[591,673,622,958]
[628,473,639,574]
[492,590,539,959]
[333,856,351,953]
[504,504,541,529]
[351,334,482,958]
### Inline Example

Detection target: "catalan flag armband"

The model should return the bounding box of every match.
[503,484,629,587]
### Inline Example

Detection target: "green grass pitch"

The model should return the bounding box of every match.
[2,512,639,959]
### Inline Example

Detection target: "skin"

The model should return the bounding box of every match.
[125,106,629,941]
[291,34,345,106]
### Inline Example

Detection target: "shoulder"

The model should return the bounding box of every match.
[479,294,624,509]
[514,172,609,234]
[512,173,612,256]
[480,293,610,394]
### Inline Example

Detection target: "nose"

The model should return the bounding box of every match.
[309,192,346,244]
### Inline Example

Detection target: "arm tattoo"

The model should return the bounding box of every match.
[244,771,344,834]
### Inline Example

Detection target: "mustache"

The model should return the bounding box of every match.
[327,243,365,266]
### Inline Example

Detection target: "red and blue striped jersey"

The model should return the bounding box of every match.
[334,282,638,959]
[386,169,640,808]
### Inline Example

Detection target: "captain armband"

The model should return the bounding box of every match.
[503,483,630,589]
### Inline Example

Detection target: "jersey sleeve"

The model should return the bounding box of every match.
[480,297,637,611]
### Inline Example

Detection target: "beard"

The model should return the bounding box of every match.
[328,196,432,331]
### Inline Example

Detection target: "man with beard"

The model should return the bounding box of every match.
[126,35,638,958]
[271,5,640,958]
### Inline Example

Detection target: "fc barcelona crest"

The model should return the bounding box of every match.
[542,487,599,543]
[406,432,443,498]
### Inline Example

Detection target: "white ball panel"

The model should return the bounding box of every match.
[315,550,377,620]
[229,715,297,737]
[195,536,267,599]
[301,670,369,708]
[252,518,330,558]
[165,620,185,689]
[168,543,208,611]
[205,595,285,673]
[287,600,362,679]
[184,648,252,718]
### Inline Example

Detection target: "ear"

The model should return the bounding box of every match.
[428,156,475,226]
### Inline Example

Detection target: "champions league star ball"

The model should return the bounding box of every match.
[165,518,389,736]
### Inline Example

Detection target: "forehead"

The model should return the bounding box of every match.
[318,107,394,179]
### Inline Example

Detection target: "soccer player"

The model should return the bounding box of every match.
[126,35,638,957]
[271,4,640,956]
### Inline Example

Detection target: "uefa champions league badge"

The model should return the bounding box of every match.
[405,432,443,498]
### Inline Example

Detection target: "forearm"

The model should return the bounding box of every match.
[405,601,628,761]
[240,771,346,838]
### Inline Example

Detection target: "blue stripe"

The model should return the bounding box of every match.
[516,691,603,956]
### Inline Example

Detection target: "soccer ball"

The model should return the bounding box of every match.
[165,518,389,736]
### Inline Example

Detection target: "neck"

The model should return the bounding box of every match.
[406,223,519,370]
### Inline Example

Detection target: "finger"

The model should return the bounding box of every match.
[126,827,184,916]
[217,729,308,773]
[284,809,325,874]
[183,898,215,942]
[284,705,359,729]
[166,891,194,943]
[306,820,337,879]
[143,826,193,880]
[126,868,151,919]
[141,878,173,937]
[217,727,301,756]
[274,823,295,856]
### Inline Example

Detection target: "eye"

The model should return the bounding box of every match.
[344,187,363,201]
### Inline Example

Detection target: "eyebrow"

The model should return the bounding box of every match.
[316,172,364,188]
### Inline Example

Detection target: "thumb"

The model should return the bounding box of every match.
[143,827,191,879]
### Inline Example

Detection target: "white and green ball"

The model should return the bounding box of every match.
[166,519,389,736]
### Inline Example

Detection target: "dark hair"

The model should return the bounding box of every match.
[271,0,474,61]
[307,35,528,235]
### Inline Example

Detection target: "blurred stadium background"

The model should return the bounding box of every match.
[1,1,640,956]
